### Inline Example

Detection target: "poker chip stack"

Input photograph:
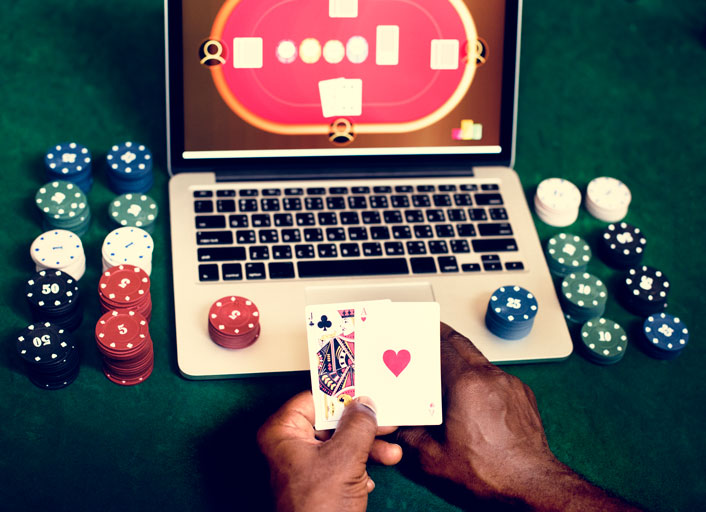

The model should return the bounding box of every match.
[95,310,154,386]
[208,296,261,349]
[641,313,689,360]
[102,226,154,275]
[105,141,154,194]
[578,318,628,365]
[30,229,86,280]
[544,233,591,277]
[44,142,93,193]
[618,266,669,316]
[484,286,539,340]
[16,322,80,389]
[108,193,159,233]
[585,176,632,222]
[25,270,83,331]
[34,180,92,236]
[534,178,582,227]
[559,272,608,324]
[98,264,152,321]
[597,222,646,269]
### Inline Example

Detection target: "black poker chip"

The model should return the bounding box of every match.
[618,265,670,317]
[598,222,646,269]
[25,270,83,331]
[16,322,80,389]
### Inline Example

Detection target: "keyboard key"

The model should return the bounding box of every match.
[447,209,466,222]
[326,196,346,210]
[417,185,434,192]
[414,225,433,238]
[438,256,459,272]
[361,211,381,224]
[285,188,304,196]
[481,184,499,191]
[433,194,452,207]
[412,195,431,207]
[373,185,392,194]
[304,228,324,242]
[362,242,383,256]
[259,230,279,243]
[478,222,513,237]
[198,247,246,262]
[392,225,412,239]
[351,186,370,194]
[318,244,338,258]
[251,214,271,227]
[474,193,503,206]
[326,227,346,241]
[383,210,403,223]
[469,208,488,221]
[305,197,324,210]
[462,263,481,272]
[306,187,326,195]
[426,209,445,222]
[329,186,348,194]
[450,239,470,253]
[411,257,436,273]
[505,261,524,271]
[217,199,236,212]
[405,210,424,223]
[457,224,477,237]
[340,211,360,225]
[460,184,478,191]
[236,230,256,244]
[198,264,219,281]
[296,212,316,226]
[369,196,388,208]
[429,240,449,254]
[281,229,302,242]
[481,255,500,262]
[261,198,280,211]
[390,195,410,208]
[489,208,509,221]
[262,188,281,196]
[229,214,248,228]
[222,263,243,280]
[194,190,213,198]
[269,262,295,279]
[483,261,503,271]
[348,227,368,241]
[472,238,518,252]
[407,241,427,255]
[384,242,404,255]
[439,184,457,192]
[318,212,338,225]
[246,263,266,279]
[348,196,367,209]
[194,200,214,213]
[195,215,225,229]
[295,244,315,258]
[340,243,360,257]
[239,199,258,212]
[435,224,455,238]
[283,197,302,211]
[197,231,233,245]
[370,226,390,240]
[274,213,294,227]
[272,245,292,259]
[216,190,234,198]
[298,258,409,278]
[453,193,473,206]
[240,189,258,197]
[249,246,270,260]
[395,185,413,193]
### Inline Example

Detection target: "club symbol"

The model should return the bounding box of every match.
[308,312,314,327]
[318,315,332,331]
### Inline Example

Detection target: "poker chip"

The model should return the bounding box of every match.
[534,178,582,227]
[618,266,670,316]
[578,318,628,365]
[95,310,154,385]
[585,176,632,222]
[16,322,80,389]
[208,296,261,349]
[105,141,154,194]
[30,229,86,280]
[598,222,646,269]
[102,226,154,275]
[559,272,608,324]
[34,180,91,236]
[484,286,538,340]
[545,233,591,277]
[641,313,689,360]
[44,142,93,193]
[25,270,83,331]
[98,264,152,320]
[108,193,158,233]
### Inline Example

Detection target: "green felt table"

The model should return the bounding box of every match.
[1,1,705,510]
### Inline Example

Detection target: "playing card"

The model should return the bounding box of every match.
[305,300,389,430]
[355,302,442,426]
[318,78,362,118]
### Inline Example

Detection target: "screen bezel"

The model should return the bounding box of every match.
[165,0,521,179]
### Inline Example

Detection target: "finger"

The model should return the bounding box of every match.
[369,439,403,466]
[441,322,491,368]
[396,426,444,466]
[257,391,317,451]
[367,476,375,493]
[328,396,379,465]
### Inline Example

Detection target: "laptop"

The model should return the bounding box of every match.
[164,0,573,379]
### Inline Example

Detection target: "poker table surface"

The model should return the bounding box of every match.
[1,1,705,510]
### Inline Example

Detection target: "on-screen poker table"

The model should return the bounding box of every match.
[0,1,704,510]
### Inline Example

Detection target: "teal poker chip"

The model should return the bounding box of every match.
[44,142,92,177]
[560,272,608,323]
[35,180,87,219]
[485,285,539,340]
[545,233,591,277]
[579,318,628,365]
[109,193,158,232]
[642,313,689,360]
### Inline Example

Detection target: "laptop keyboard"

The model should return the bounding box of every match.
[194,183,523,281]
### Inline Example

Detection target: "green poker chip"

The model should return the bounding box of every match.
[579,318,628,364]
[559,272,608,323]
[109,193,158,232]
[545,233,591,277]
[35,180,87,219]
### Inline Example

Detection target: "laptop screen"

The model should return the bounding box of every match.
[166,0,520,175]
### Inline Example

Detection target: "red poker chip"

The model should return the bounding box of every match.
[95,310,150,359]
[103,360,153,386]
[99,264,150,304]
[209,323,260,349]
[208,296,260,336]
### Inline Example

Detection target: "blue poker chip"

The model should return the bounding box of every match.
[106,142,153,177]
[642,313,689,360]
[485,286,538,340]
[45,142,92,177]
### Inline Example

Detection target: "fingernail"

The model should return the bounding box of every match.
[354,396,377,415]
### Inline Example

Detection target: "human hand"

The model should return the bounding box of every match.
[257,391,402,512]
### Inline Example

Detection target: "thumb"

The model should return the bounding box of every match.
[328,396,379,465]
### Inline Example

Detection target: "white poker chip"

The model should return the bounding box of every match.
[346,35,369,64]
[323,39,345,64]
[534,178,581,227]
[585,176,631,222]
[30,230,86,280]
[276,40,297,64]
[299,38,321,64]
[102,226,154,275]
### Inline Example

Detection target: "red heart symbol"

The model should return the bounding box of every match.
[383,349,411,377]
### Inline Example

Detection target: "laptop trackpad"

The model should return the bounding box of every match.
[305,282,435,304]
